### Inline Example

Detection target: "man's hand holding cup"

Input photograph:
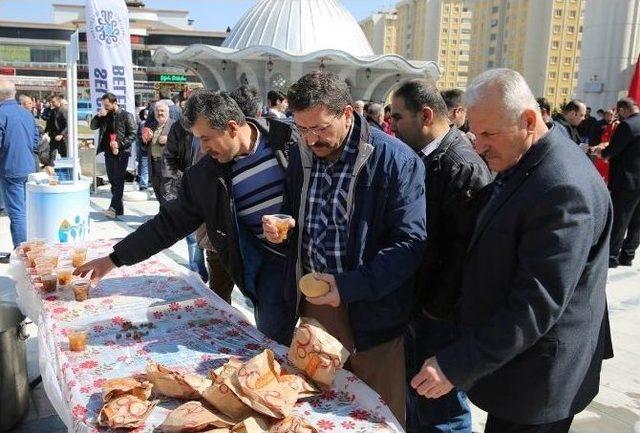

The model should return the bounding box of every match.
[262,214,295,244]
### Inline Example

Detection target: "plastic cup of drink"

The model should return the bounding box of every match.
[71,279,90,301]
[67,328,88,352]
[269,214,293,241]
[71,247,87,268]
[41,273,58,293]
[27,250,45,267]
[55,267,75,286]
[43,251,59,266]
[35,263,55,276]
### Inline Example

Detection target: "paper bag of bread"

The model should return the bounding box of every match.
[270,417,319,433]
[158,401,235,433]
[203,358,253,421]
[278,372,318,399]
[147,361,212,399]
[231,415,271,433]
[98,394,155,429]
[226,350,299,419]
[287,319,349,386]
[102,376,153,403]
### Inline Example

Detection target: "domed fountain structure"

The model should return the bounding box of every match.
[154,0,439,101]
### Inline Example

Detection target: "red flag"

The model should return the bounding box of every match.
[628,54,640,104]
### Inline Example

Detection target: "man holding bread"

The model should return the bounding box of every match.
[263,71,427,426]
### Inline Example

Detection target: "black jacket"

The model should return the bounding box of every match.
[45,107,68,157]
[90,108,137,156]
[437,126,612,423]
[164,120,194,178]
[602,112,640,191]
[415,127,492,320]
[111,118,299,301]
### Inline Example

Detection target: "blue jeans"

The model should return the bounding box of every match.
[239,224,296,345]
[0,176,28,248]
[137,154,149,190]
[0,184,5,210]
[405,315,472,433]
[186,232,208,282]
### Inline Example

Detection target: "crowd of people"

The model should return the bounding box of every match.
[2,66,639,433]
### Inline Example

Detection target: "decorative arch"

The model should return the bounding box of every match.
[362,72,397,101]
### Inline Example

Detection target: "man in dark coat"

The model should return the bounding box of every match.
[412,69,612,433]
[600,97,640,267]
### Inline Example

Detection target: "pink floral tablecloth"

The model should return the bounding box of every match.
[10,239,403,433]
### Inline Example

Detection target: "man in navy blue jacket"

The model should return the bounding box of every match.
[0,80,39,249]
[264,72,427,427]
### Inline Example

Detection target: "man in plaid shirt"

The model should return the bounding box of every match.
[264,72,427,427]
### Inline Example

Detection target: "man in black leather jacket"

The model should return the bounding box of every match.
[391,78,492,433]
[90,92,136,218]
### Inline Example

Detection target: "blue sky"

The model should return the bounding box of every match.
[0,0,397,30]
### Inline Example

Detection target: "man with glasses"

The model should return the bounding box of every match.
[263,71,427,427]
[76,90,301,345]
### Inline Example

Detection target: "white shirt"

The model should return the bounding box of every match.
[419,131,448,160]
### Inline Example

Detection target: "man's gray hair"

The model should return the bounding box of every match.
[465,68,539,121]
[155,100,170,112]
[183,89,246,130]
[0,80,16,101]
[366,102,383,119]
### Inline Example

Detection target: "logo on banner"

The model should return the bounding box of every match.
[89,9,124,47]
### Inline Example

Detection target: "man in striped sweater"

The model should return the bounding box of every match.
[75,90,300,345]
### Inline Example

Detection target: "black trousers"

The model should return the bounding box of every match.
[485,415,574,433]
[104,154,129,215]
[150,156,167,206]
[610,189,640,259]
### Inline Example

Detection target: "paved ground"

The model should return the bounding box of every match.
[0,184,638,433]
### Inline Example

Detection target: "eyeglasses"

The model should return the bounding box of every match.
[295,114,341,137]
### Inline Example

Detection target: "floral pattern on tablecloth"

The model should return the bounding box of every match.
[13,240,402,433]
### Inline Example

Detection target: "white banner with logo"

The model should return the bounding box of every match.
[85,0,136,168]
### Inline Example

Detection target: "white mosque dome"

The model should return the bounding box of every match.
[222,0,375,57]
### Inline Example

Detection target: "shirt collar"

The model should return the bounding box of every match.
[419,131,448,159]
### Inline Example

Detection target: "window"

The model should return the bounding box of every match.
[549,71,557,79]
[489,47,496,55]
[567,25,575,33]
[552,40,560,49]
[562,72,570,80]
[554,9,562,17]
[441,49,447,55]
[490,33,497,41]
[549,87,556,94]
[553,25,561,33]
[550,56,558,64]
[30,47,64,63]
[561,87,569,96]
[492,6,499,13]
[569,10,577,18]
[564,56,572,65]
[566,41,573,50]
[488,61,494,67]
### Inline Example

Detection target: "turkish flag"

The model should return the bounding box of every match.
[628,54,640,104]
